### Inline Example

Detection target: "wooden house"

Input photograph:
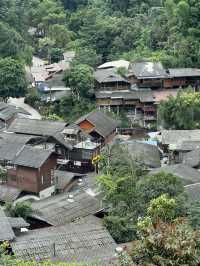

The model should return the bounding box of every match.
[7,118,103,173]
[127,61,168,89]
[7,146,57,196]
[94,68,130,91]
[76,110,119,145]
[7,118,73,163]
[95,90,156,127]
[164,68,200,89]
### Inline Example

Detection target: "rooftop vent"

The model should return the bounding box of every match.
[68,194,74,203]
[78,178,83,186]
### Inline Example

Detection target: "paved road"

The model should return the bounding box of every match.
[8,97,42,120]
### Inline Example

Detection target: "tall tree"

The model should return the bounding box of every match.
[0,22,24,59]
[64,64,94,98]
[0,58,27,101]
[158,90,200,129]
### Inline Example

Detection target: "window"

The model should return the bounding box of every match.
[41,175,44,185]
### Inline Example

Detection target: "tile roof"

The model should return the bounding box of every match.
[31,60,68,83]
[160,130,200,145]
[76,110,119,138]
[183,148,200,168]
[31,191,102,226]
[94,68,130,83]
[121,140,161,168]
[8,217,29,229]
[54,170,84,190]
[13,146,53,168]
[11,216,116,264]
[0,103,30,122]
[150,164,200,186]
[0,185,21,202]
[178,141,200,151]
[0,142,24,161]
[8,118,67,136]
[52,132,73,150]
[129,61,168,79]
[169,68,200,77]
[0,207,29,241]
[8,118,73,150]
[0,207,15,241]
[185,183,200,202]
[0,132,35,145]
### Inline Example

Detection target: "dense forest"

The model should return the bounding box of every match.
[0,0,199,120]
[1,0,200,67]
[0,0,199,118]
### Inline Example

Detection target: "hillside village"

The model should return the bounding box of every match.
[1,66,200,263]
[1,0,200,265]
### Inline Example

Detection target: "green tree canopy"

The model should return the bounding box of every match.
[97,161,186,243]
[5,202,32,220]
[48,24,73,48]
[0,58,27,101]
[64,64,94,98]
[158,90,200,129]
[134,220,200,265]
[146,194,177,223]
[0,22,25,59]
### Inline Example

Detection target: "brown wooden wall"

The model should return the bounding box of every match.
[7,155,57,194]
[164,78,186,88]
